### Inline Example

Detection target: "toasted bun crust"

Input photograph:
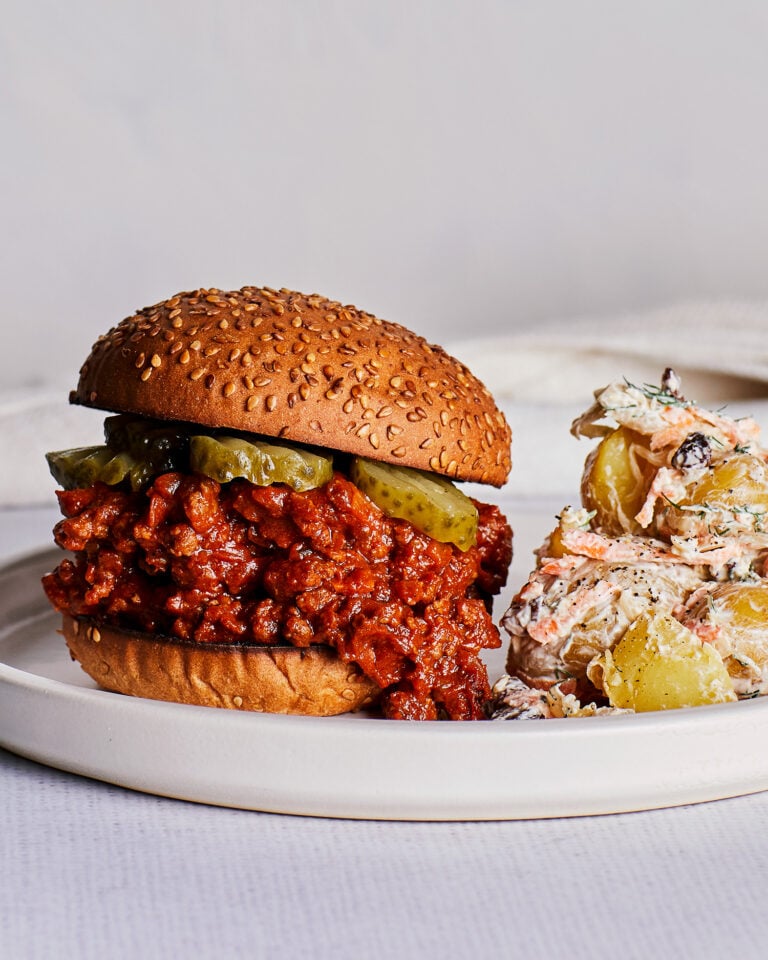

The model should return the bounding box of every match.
[71,286,511,486]
[62,614,381,716]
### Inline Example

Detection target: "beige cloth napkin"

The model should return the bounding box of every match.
[450,299,768,501]
[5,301,768,506]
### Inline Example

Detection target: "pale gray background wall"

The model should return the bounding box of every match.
[4,0,768,391]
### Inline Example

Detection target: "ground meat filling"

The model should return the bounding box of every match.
[43,472,512,720]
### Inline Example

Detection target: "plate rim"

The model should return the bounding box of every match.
[4,546,768,820]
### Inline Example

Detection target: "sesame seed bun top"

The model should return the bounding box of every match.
[71,286,512,486]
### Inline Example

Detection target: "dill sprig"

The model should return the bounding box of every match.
[623,377,691,409]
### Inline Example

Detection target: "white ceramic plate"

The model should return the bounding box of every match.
[3,503,768,820]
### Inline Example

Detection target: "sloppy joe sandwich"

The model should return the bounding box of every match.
[42,286,513,720]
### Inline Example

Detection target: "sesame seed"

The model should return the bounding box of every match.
[179,349,191,364]
[265,395,278,411]
[140,368,152,381]
[135,353,146,369]
[233,695,243,707]
[150,354,161,368]
[223,382,236,397]
[91,627,101,643]
[369,433,380,449]
[310,420,323,432]
[246,396,258,412]
[190,340,202,351]
[189,368,205,381]
[391,446,406,458]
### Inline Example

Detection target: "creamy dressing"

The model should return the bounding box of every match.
[491,372,768,719]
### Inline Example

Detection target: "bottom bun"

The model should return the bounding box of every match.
[62,614,381,716]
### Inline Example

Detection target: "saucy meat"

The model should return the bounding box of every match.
[43,472,512,720]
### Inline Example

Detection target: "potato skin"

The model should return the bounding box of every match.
[581,427,658,536]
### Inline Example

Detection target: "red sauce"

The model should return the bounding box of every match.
[43,472,512,720]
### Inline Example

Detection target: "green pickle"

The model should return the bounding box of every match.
[103,415,189,474]
[350,456,478,551]
[47,447,137,490]
[189,435,333,492]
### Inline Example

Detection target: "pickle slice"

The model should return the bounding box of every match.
[104,415,189,474]
[350,456,478,551]
[189,435,333,491]
[47,447,136,490]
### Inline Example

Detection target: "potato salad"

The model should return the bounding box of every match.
[491,369,768,719]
